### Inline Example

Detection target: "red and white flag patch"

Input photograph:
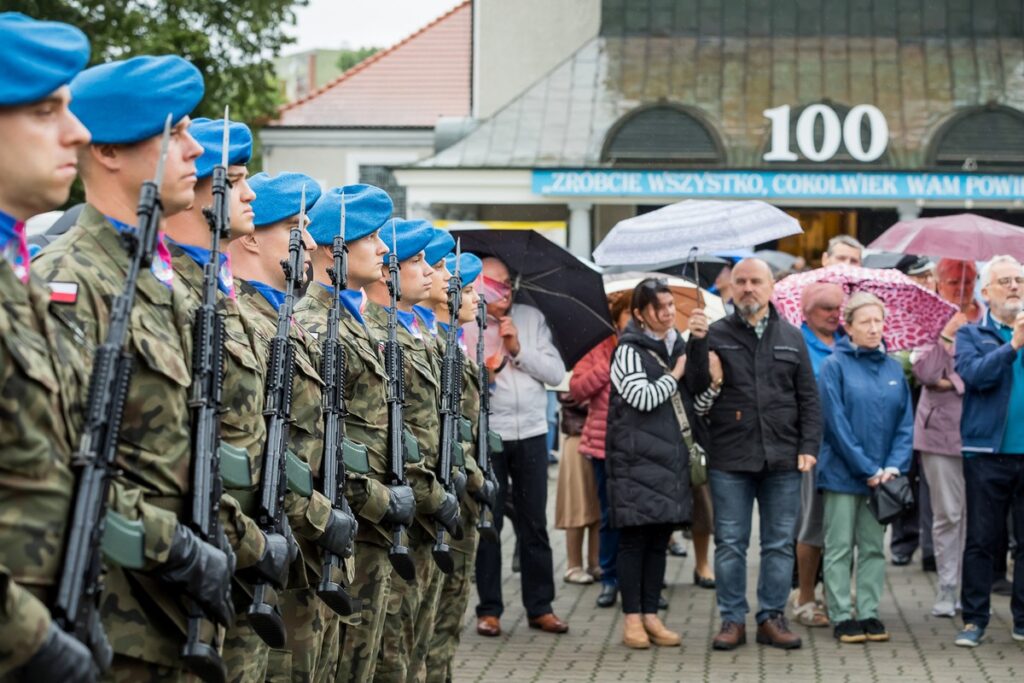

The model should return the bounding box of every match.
[49,281,78,304]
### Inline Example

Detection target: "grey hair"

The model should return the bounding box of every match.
[827,234,864,256]
[980,255,1022,289]
[843,291,886,326]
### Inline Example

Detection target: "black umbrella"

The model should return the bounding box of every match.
[450,229,613,368]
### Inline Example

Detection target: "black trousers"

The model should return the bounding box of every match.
[475,434,555,619]
[961,454,1024,630]
[618,523,673,614]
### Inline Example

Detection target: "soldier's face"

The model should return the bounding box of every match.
[458,283,480,324]
[427,260,452,306]
[347,229,388,288]
[118,116,203,216]
[398,251,433,305]
[0,86,90,220]
[228,166,256,237]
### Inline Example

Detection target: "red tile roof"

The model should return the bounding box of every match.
[274,1,471,128]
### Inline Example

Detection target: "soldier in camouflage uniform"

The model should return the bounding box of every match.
[424,252,495,683]
[0,14,100,681]
[228,172,355,683]
[164,120,299,683]
[34,56,237,681]
[363,219,461,683]
[294,185,417,683]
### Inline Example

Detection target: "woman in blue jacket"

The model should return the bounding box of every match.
[817,292,914,644]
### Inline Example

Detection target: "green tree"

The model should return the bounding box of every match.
[336,46,380,73]
[8,0,307,125]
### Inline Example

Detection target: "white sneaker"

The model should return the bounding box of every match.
[932,586,957,618]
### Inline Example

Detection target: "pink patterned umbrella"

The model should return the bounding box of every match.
[868,213,1024,262]
[772,264,958,351]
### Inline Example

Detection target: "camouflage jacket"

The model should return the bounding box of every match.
[33,203,208,666]
[234,279,335,585]
[0,265,77,673]
[293,284,395,549]
[168,245,268,569]
[363,302,447,538]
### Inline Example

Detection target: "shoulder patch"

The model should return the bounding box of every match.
[48,281,78,304]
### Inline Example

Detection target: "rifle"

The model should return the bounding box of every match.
[178,112,233,682]
[247,187,306,647]
[433,243,464,574]
[316,195,360,616]
[383,220,416,582]
[51,115,175,674]
[475,296,499,543]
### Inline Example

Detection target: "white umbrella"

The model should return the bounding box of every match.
[603,273,726,330]
[593,200,803,269]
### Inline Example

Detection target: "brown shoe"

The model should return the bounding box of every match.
[476,616,501,637]
[642,615,681,646]
[756,613,802,650]
[712,621,746,650]
[528,613,569,634]
[623,615,650,649]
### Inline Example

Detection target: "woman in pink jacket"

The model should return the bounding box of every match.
[913,258,979,618]
[570,295,631,608]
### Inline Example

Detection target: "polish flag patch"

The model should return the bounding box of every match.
[49,281,78,304]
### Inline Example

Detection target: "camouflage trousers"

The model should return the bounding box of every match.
[102,654,193,682]
[374,537,439,683]
[223,610,270,683]
[334,542,393,683]
[266,587,339,683]
[425,528,480,683]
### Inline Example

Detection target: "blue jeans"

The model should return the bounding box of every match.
[591,457,619,586]
[710,468,802,624]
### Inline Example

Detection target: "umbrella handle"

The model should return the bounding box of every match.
[687,247,706,309]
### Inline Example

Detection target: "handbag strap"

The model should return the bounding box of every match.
[643,348,698,454]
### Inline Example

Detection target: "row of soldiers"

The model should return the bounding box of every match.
[0,13,500,683]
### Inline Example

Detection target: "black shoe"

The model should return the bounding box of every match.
[860,618,889,642]
[596,584,617,608]
[833,619,866,643]
[993,576,1013,596]
[922,555,937,572]
[891,553,912,566]
[693,570,716,590]
[658,593,669,610]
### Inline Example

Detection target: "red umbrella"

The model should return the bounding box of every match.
[868,213,1024,262]
[772,264,957,351]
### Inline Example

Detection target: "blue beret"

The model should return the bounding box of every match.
[307,184,393,245]
[0,13,89,107]
[445,252,483,285]
[70,55,204,144]
[190,117,253,180]
[380,218,433,262]
[249,172,321,227]
[423,228,455,266]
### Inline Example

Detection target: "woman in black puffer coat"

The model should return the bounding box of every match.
[606,278,710,649]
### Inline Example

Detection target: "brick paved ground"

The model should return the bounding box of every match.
[450,469,1022,683]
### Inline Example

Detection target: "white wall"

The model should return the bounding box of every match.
[473,0,600,120]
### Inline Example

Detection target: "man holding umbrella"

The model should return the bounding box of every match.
[475,256,568,637]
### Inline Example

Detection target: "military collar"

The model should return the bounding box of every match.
[315,281,366,325]
[166,239,235,298]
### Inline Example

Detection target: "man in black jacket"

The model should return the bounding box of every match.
[688,258,822,651]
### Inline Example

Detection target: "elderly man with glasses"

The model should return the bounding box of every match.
[953,255,1024,648]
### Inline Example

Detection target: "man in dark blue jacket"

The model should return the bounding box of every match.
[953,255,1024,648]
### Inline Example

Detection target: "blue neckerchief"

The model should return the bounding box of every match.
[248,280,286,309]
[0,209,28,282]
[317,283,366,325]
[106,215,174,288]
[0,209,19,252]
[437,321,466,349]
[168,239,233,296]
[413,305,438,336]
[395,308,420,336]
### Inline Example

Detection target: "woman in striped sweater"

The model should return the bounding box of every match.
[605,278,711,649]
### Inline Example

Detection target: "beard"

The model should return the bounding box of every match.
[992,298,1023,320]
[735,300,764,317]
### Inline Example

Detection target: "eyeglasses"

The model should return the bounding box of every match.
[994,276,1024,288]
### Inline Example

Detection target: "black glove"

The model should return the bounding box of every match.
[16,622,99,682]
[241,531,293,589]
[432,492,462,538]
[383,485,415,527]
[159,524,234,627]
[317,508,358,558]
[451,470,468,500]
[473,477,498,509]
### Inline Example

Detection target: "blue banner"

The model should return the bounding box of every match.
[531,169,1024,201]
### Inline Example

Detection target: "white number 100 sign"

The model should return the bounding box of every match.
[763,104,889,163]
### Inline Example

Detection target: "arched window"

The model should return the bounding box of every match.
[928,106,1024,172]
[602,104,723,166]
